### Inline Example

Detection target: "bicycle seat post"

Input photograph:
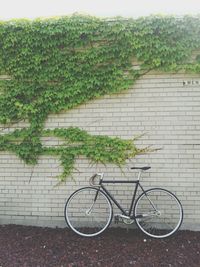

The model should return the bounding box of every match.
[137,170,143,181]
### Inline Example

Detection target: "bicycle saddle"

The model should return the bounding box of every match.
[131,166,151,171]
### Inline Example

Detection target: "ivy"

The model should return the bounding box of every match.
[0,15,200,180]
[0,127,144,181]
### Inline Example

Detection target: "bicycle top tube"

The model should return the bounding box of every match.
[89,167,151,186]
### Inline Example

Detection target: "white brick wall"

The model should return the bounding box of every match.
[0,71,200,230]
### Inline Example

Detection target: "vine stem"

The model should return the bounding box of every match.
[28,166,35,184]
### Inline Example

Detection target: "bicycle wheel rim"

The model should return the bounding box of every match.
[134,188,183,238]
[65,187,113,237]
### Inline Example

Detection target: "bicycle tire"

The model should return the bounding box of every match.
[134,188,183,238]
[64,187,113,237]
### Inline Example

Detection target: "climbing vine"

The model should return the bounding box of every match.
[0,15,200,180]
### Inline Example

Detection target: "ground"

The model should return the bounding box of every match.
[0,225,199,267]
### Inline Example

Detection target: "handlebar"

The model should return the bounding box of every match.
[89,173,104,186]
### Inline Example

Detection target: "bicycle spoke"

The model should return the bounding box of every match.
[65,187,113,237]
[159,217,175,230]
[134,188,183,238]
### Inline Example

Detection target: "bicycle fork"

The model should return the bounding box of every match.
[86,176,103,215]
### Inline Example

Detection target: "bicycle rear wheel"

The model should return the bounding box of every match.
[64,187,113,237]
[134,188,183,238]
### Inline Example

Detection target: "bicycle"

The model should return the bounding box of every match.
[64,167,183,238]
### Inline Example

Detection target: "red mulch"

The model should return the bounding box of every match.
[0,225,199,267]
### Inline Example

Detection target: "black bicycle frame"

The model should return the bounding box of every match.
[99,179,146,218]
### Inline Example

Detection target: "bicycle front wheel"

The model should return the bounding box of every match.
[134,188,183,238]
[64,187,113,237]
